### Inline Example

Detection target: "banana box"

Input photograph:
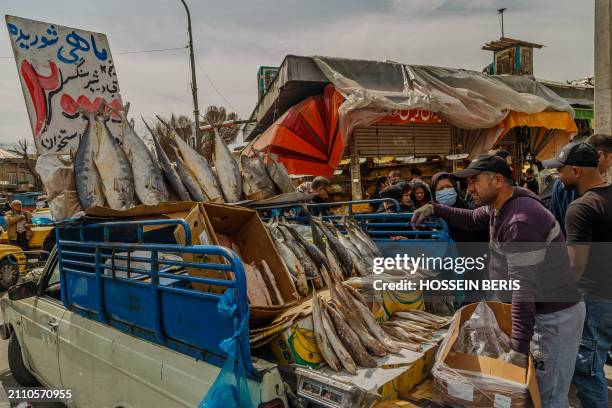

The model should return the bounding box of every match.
[379,344,439,400]
[373,289,425,322]
[270,314,323,368]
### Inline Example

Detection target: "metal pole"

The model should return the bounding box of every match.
[497,8,507,38]
[180,0,201,149]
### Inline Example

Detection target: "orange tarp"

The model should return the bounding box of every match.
[502,111,578,134]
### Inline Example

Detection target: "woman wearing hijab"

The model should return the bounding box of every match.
[377,182,415,213]
[430,172,490,242]
[430,172,489,303]
[411,182,432,209]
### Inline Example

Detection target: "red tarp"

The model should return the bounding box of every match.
[249,85,448,178]
[250,84,344,178]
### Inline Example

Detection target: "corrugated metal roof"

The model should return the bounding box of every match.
[482,37,544,52]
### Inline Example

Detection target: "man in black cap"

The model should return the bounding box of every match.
[412,154,583,407]
[548,134,612,235]
[543,142,612,408]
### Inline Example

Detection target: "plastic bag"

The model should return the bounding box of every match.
[35,155,82,220]
[432,302,531,407]
[199,289,256,408]
[452,301,511,358]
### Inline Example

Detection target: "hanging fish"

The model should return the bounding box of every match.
[264,152,293,193]
[118,103,169,205]
[74,109,106,209]
[143,118,191,201]
[93,111,135,210]
[213,128,242,202]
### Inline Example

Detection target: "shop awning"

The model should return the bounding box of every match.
[501,111,578,134]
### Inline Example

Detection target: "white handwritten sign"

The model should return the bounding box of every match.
[5,15,123,154]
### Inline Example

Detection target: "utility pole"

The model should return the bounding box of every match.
[180,0,201,149]
[595,0,612,137]
[497,8,507,38]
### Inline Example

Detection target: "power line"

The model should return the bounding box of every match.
[0,45,188,59]
[114,45,188,55]
[193,54,245,117]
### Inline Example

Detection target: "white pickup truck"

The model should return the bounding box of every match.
[1,248,288,408]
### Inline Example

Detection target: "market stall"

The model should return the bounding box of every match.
[243,55,582,201]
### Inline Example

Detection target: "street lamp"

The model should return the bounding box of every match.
[179,0,201,149]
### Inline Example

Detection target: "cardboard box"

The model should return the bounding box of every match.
[201,203,298,320]
[433,302,541,408]
[372,289,425,321]
[171,203,227,293]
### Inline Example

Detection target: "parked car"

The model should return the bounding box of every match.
[1,220,288,407]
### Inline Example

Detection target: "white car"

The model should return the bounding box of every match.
[1,250,288,408]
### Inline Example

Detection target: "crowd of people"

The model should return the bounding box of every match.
[294,134,612,407]
[410,134,612,408]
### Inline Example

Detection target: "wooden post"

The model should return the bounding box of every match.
[349,135,362,200]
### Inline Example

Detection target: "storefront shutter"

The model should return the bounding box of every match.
[354,124,452,157]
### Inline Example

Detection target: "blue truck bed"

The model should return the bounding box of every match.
[56,218,256,377]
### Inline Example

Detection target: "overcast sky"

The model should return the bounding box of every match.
[0,0,594,147]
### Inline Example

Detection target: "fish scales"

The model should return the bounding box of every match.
[311,289,341,371]
[326,302,377,368]
[118,105,169,205]
[143,119,191,201]
[264,152,293,193]
[94,115,135,210]
[74,111,106,209]
[173,133,223,201]
[319,296,357,374]
[213,129,242,202]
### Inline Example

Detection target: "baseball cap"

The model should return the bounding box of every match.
[453,154,513,179]
[542,142,599,169]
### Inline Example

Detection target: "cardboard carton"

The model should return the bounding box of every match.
[433,302,541,408]
[201,203,298,320]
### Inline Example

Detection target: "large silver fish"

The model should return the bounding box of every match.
[268,224,308,296]
[311,217,353,277]
[240,154,277,199]
[171,130,223,202]
[118,104,169,205]
[284,222,329,271]
[345,218,381,257]
[143,119,191,201]
[264,152,293,193]
[172,148,207,202]
[93,114,135,210]
[213,129,242,202]
[74,110,106,209]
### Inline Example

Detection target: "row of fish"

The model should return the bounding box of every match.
[381,310,451,348]
[144,115,293,205]
[266,217,381,299]
[73,101,294,211]
[311,262,423,375]
[75,103,169,211]
[311,217,382,279]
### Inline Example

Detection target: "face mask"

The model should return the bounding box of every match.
[436,187,457,206]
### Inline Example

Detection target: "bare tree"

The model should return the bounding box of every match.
[8,139,43,191]
[200,106,240,161]
[150,106,240,162]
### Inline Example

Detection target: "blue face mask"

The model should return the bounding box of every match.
[436,187,457,206]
